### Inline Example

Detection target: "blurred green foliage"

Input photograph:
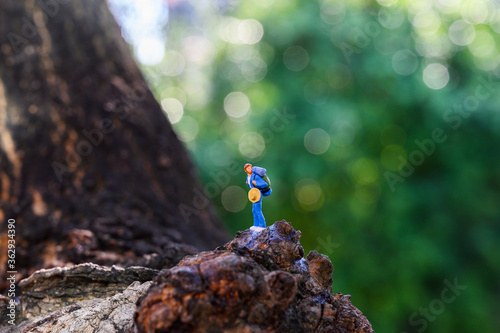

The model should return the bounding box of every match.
[124,0,500,331]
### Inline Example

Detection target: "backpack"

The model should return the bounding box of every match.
[252,166,272,195]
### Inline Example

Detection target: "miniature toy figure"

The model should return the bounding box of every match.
[244,163,272,230]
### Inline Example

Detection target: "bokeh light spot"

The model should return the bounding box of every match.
[415,35,451,58]
[320,0,346,25]
[304,128,330,155]
[376,0,398,7]
[437,0,461,9]
[492,10,500,33]
[327,63,352,89]
[392,50,418,76]
[423,63,450,90]
[468,30,495,58]
[161,87,187,106]
[161,51,186,76]
[295,178,324,211]
[220,17,264,45]
[283,46,309,72]
[461,0,489,24]
[240,57,268,82]
[108,0,168,65]
[239,132,265,159]
[448,20,476,46]
[224,92,251,118]
[254,0,276,8]
[175,116,199,142]
[350,158,379,185]
[378,7,405,29]
[161,98,184,124]
[136,37,165,66]
[238,19,264,45]
[412,10,441,36]
[330,121,356,147]
[219,17,242,44]
[227,44,257,63]
[473,50,500,71]
[182,36,215,65]
[222,186,247,212]
[408,0,433,14]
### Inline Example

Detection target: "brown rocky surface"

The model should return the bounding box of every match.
[0,220,373,332]
[135,220,373,333]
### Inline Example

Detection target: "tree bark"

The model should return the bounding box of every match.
[0,0,229,290]
[2,221,374,332]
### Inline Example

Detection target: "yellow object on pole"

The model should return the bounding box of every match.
[248,188,261,203]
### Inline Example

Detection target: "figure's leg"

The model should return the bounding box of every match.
[252,201,260,227]
[253,199,266,227]
[257,197,266,228]
[259,197,267,227]
[259,212,266,228]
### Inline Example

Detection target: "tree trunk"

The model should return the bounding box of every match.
[0,0,229,289]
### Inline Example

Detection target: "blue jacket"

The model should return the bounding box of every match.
[247,173,271,196]
[247,173,267,189]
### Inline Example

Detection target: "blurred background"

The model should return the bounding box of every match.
[108,0,499,332]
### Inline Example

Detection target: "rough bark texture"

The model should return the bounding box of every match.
[5,280,152,333]
[135,220,374,333]
[0,0,228,290]
[0,221,373,332]
[18,263,158,320]
[0,262,157,331]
